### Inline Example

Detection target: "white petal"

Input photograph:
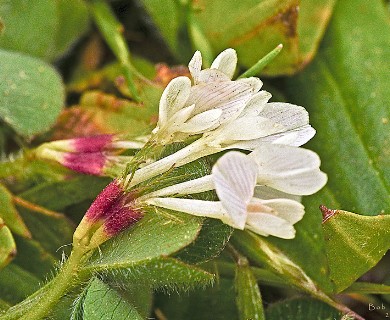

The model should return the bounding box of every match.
[258,125,316,147]
[240,91,272,118]
[144,175,214,198]
[188,80,261,124]
[170,104,196,127]
[236,77,263,93]
[180,109,223,134]
[249,198,304,224]
[254,186,301,202]
[250,144,328,195]
[212,152,257,229]
[146,197,240,228]
[217,116,284,142]
[258,102,309,131]
[159,77,191,126]
[246,212,296,239]
[210,48,237,79]
[197,69,231,83]
[188,51,202,84]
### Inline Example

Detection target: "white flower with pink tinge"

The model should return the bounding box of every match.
[140,144,327,239]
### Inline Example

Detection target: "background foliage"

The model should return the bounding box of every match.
[0,0,389,319]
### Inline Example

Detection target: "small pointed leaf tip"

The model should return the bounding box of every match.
[320,205,336,223]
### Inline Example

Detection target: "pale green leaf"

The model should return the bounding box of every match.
[0,50,64,137]
[0,218,15,269]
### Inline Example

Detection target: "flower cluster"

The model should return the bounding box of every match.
[67,48,326,246]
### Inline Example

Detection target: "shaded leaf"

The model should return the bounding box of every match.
[235,260,265,320]
[0,218,16,269]
[155,278,238,320]
[266,298,341,320]
[0,50,64,137]
[322,208,390,292]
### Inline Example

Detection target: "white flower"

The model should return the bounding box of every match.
[125,48,315,187]
[153,49,263,144]
[140,144,327,239]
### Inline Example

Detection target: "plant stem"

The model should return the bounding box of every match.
[238,44,283,79]
[0,247,89,320]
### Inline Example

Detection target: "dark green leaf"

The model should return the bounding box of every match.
[286,0,390,215]
[235,260,265,320]
[155,278,238,320]
[175,218,233,265]
[103,256,214,292]
[82,278,144,320]
[0,50,64,137]
[266,298,342,320]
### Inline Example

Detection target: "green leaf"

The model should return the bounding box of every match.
[0,263,40,305]
[175,218,233,265]
[0,50,64,137]
[0,218,16,269]
[140,0,336,75]
[322,208,390,292]
[19,176,110,212]
[235,259,265,320]
[285,0,390,215]
[104,256,214,292]
[82,278,144,320]
[84,210,202,271]
[0,184,30,238]
[266,298,342,320]
[155,278,238,320]
[0,0,90,60]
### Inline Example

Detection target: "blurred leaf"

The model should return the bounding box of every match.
[0,263,40,305]
[0,218,15,269]
[155,278,238,320]
[266,298,341,320]
[54,0,90,56]
[19,176,110,211]
[0,183,30,238]
[322,208,390,292]
[286,0,390,215]
[140,0,336,75]
[81,278,144,320]
[104,256,214,292]
[0,50,64,137]
[0,0,90,60]
[235,260,265,320]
